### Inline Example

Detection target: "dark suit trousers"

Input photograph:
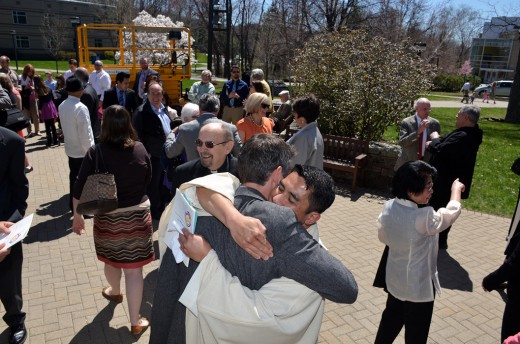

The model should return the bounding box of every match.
[148,156,165,218]
[0,242,25,327]
[68,157,84,212]
[375,292,434,344]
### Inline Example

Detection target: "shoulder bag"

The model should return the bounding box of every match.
[0,107,30,132]
[77,144,118,215]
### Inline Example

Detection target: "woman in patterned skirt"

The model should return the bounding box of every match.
[72,105,153,336]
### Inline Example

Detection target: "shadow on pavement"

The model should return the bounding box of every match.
[69,304,138,344]
[24,212,73,243]
[438,249,473,292]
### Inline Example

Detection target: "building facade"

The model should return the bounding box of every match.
[470,17,520,83]
[0,0,114,61]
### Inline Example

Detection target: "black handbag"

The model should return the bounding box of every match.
[0,107,30,132]
[77,145,118,215]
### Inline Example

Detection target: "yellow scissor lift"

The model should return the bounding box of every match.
[76,24,191,107]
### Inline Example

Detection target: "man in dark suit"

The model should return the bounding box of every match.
[164,94,242,162]
[171,122,238,196]
[394,98,441,171]
[220,65,249,124]
[75,68,100,143]
[133,82,171,219]
[427,105,483,249]
[0,126,29,344]
[103,71,139,114]
[133,57,160,104]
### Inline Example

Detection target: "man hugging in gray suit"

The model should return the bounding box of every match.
[394,98,441,171]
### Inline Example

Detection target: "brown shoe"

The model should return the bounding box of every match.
[131,317,149,336]
[101,287,123,303]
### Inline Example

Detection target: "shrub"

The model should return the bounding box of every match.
[58,50,76,60]
[433,74,482,92]
[291,30,435,141]
[104,51,115,59]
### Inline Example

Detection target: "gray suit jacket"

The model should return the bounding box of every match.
[164,113,242,161]
[394,114,441,171]
[150,185,358,344]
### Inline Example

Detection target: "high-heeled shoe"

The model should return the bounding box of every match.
[101,287,123,303]
[131,316,149,336]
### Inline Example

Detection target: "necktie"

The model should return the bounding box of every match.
[418,129,424,159]
[118,91,125,106]
[230,81,237,107]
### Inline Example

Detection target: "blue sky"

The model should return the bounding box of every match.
[429,0,516,22]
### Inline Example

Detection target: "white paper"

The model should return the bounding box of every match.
[164,189,198,266]
[0,214,34,249]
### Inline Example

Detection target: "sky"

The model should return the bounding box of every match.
[429,0,517,22]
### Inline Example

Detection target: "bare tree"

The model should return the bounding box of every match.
[40,14,68,73]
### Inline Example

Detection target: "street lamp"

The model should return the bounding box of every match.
[70,16,81,63]
[10,30,19,71]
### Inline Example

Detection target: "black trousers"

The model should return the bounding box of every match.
[148,156,166,219]
[44,119,58,145]
[374,292,434,344]
[68,156,84,212]
[0,242,25,327]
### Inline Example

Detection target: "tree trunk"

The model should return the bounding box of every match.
[55,59,59,74]
[505,54,520,123]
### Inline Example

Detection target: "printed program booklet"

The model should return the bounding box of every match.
[0,213,34,249]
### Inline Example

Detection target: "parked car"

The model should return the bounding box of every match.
[268,80,289,97]
[474,80,513,97]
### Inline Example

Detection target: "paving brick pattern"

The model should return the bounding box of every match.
[0,135,512,343]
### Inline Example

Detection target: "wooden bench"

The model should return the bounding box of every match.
[285,129,369,193]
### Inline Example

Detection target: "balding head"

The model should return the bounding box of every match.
[74,67,90,83]
[197,122,234,170]
[414,97,431,120]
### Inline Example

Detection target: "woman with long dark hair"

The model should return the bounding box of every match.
[33,76,59,146]
[20,64,39,137]
[72,105,153,336]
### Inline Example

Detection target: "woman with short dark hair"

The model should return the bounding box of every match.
[72,105,153,336]
[375,160,465,344]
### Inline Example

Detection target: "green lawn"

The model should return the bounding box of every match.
[384,107,520,218]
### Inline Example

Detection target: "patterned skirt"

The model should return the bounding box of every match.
[93,209,155,268]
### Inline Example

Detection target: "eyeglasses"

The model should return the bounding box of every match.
[260,103,270,109]
[195,139,229,149]
[231,70,240,74]
[425,182,434,192]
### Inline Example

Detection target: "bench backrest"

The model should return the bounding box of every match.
[285,129,369,164]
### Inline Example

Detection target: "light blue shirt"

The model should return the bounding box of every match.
[116,87,126,106]
[151,103,171,135]
[45,79,57,91]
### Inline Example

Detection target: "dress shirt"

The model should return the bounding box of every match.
[89,69,111,100]
[116,87,126,106]
[0,68,20,88]
[44,79,57,91]
[58,96,95,158]
[63,69,75,81]
[377,198,461,302]
[188,81,215,104]
[150,103,171,135]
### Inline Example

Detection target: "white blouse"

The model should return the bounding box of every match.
[377,198,461,302]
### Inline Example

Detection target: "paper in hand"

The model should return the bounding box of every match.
[0,214,34,249]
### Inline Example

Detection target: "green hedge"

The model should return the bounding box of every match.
[433,74,482,92]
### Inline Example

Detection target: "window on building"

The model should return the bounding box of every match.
[93,16,101,24]
[16,36,30,49]
[94,39,103,47]
[13,11,27,24]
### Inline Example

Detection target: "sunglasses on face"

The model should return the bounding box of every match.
[195,139,229,149]
[260,103,270,109]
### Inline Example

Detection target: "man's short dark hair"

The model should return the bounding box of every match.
[74,68,89,83]
[238,134,294,185]
[69,59,78,66]
[292,94,320,123]
[292,164,335,214]
[116,71,130,84]
[392,160,437,200]
[199,94,220,113]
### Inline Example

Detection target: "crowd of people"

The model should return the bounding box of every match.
[0,53,518,344]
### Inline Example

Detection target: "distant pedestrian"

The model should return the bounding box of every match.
[460,81,470,104]
[491,81,497,104]
[482,90,489,103]
[470,91,476,104]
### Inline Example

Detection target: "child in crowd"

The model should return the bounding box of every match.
[482,90,489,103]
[470,91,476,104]
[33,75,59,146]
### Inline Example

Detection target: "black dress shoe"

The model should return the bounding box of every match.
[9,324,27,344]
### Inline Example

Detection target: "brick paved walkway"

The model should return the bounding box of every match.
[0,134,512,343]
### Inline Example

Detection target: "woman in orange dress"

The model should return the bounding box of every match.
[236,92,274,142]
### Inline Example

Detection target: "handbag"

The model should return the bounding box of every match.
[77,144,118,215]
[0,107,30,132]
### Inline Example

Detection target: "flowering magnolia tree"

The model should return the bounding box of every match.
[459,60,473,79]
[291,30,435,141]
[115,11,194,65]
